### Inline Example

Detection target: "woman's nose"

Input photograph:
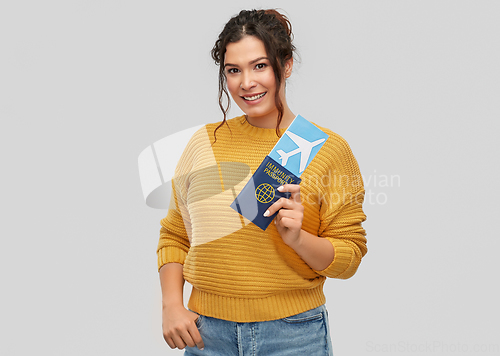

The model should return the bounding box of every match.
[240,72,256,90]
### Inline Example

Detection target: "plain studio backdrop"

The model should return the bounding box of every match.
[1,1,499,355]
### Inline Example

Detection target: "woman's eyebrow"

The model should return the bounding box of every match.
[224,56,269,68]
[249,56,269,64]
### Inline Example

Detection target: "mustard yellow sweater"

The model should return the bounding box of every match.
[157,115,367,322]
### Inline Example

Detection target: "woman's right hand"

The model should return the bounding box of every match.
[162,304,204,350]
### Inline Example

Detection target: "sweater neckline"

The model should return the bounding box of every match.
[236,115,287,141]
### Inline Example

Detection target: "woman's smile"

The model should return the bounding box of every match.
[241,92,266,103]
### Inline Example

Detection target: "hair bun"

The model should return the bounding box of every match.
[264,9,293,38]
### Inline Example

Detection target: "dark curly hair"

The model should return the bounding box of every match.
[211,9,296,142]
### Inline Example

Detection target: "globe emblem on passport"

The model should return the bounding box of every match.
[255,183,275,204]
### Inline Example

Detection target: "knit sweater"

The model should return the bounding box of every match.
[157,115,367,322]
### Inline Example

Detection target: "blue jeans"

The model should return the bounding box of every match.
[185,304,333,356]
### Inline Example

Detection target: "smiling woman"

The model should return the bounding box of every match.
[211,9,297,136]
[156,9,367,356]
[223,36,294,128]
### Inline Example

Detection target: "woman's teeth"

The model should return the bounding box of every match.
[243,93,266,101]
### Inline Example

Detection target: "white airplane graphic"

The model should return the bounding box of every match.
[276,131,326,173]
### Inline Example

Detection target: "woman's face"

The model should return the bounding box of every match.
[224,35,292,126]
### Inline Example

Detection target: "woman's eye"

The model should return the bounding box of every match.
[255,63,267,70]
[227,68,239,74]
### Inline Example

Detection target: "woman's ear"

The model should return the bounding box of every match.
[284,57,293,78]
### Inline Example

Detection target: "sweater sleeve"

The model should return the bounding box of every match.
[156,179,191,270]
[156,127,205,270]
[313,135,368,279]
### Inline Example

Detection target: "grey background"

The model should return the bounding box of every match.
[1,1,499,355]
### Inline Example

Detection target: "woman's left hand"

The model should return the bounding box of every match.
[264,184,304,247]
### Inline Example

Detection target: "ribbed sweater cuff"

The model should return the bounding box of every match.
[316,239,357,279]
[157,247,188,270]
[187,283,326,322]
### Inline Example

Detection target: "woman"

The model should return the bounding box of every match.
[158,9,367,355]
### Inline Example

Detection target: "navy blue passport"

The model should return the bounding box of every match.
[230,156,301,231]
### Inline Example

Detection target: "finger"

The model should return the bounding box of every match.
[264,197,290,217]
[278,184,301,203]
[188,321,205,350]
[276,210,302,228]
[177,327,198,349]
[170,333,187,350]
[276,215,302,230]
[163,335,176,349]
[277,208,302,220]
[274,212,281,225]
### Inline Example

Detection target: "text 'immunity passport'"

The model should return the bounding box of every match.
[230,115,329,230]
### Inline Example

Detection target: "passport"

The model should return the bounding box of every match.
[230,115,328,230]
[230,156,301,230]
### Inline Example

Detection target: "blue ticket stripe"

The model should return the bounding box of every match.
[268,115,329,177]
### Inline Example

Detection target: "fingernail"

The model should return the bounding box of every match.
[200,348,204,351]
[277,186,284,191]
[263,210,270,217]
